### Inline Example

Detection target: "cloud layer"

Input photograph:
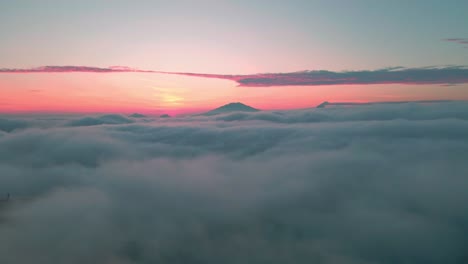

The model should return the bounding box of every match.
[2,65,468,86]
[1,102,468,263]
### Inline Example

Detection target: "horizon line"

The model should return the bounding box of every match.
[1,99,465,116]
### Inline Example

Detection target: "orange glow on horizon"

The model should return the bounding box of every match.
[2,73,468,116]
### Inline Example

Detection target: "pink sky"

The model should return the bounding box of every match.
[2,71,467,115]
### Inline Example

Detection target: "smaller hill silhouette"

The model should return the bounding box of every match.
[202,102,259,116]
[129,113,147,118]
[316,101,330,108]
[67,114,133,127]
[160,114,170,118]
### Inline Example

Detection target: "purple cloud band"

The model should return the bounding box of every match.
[1,65,468,87]
[164,67,468,87]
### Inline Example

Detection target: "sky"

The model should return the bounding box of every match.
[1,0,468,114]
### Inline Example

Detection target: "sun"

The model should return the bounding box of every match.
[161,93,184,107]
[151,87,185,107]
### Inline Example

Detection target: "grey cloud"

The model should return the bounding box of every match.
[165,66,468,87]
[213,101,468,123]
[0,118,28,132]
[1,102,468,263]
[444,38,468,48]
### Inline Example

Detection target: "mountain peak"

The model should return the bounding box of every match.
[202,102,259,116]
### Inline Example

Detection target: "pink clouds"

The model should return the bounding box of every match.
[0,66,154,73]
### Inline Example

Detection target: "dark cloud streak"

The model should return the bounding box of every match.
[164,67,468,87]
[1,66,468,87]
[443,38,468,45]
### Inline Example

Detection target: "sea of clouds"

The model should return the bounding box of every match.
[1,102,468,264]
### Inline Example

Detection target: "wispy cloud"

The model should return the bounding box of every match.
[0,65,155,73]
[443,38,468,48]
[443,38,468,44]
[2,65,468,87]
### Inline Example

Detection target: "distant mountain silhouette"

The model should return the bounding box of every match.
[129,113,147,118]
[316,101,330,108]
[202,102,259,116]
[160,114,170,118]
[316,100,454,108]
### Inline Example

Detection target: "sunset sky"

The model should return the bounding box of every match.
[1,0,468,114]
